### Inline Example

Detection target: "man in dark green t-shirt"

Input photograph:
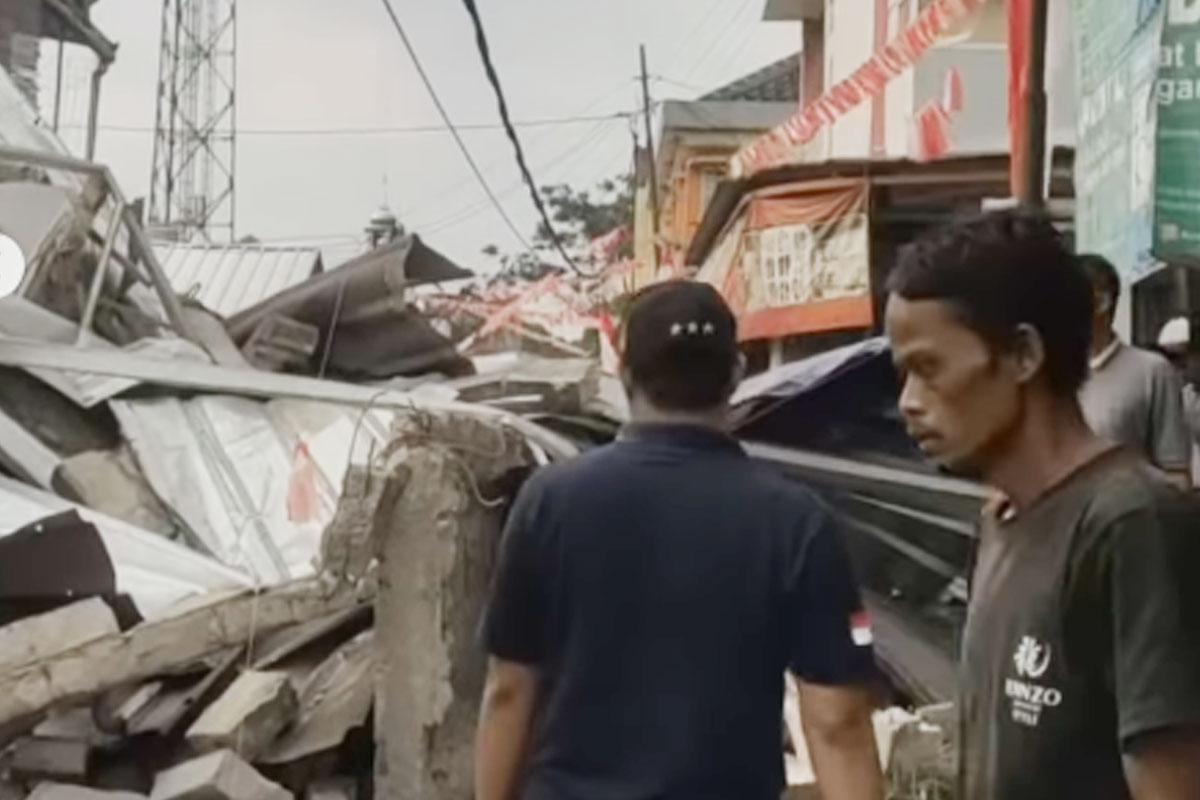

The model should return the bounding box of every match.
[884,210,1200,800]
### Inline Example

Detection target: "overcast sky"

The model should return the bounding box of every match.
[41,0,798,272]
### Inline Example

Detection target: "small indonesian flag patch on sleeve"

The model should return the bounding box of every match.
[850,610,873,647]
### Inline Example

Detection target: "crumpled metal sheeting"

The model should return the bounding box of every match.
[0,474,249,619]
[110,396,335,585]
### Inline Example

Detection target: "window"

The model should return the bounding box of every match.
[699,170,723,216]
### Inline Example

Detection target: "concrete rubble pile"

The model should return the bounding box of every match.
[0,107,607,798]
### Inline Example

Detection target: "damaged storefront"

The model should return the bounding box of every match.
[686,152,1075,369]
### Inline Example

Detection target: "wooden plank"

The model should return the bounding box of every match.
[0,579,356,728]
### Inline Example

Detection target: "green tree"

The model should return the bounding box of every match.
[485,173,634,279]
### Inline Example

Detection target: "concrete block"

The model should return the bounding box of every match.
[28,783,146,800]
[150,750,289,800]
[186,671,297,760]
[10,737,90,784]
[305,778,355,800]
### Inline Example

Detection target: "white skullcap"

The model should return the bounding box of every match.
[1158,316,1190,352]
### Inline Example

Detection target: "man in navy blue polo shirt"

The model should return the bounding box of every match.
[475,281,883,800]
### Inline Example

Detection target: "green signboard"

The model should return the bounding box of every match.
[1155,1,1200,261]
[1072,0,1163,280]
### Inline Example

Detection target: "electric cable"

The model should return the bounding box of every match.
[458,0,585,275]
[376,0,532,251]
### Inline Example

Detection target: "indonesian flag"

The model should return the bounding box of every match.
[850,610,874,647]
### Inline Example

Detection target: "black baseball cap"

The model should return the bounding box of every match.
[621,281,739,408]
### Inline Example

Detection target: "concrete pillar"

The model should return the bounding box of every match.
[373,416,529,800]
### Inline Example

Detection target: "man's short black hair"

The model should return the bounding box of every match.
[1077,253,1121,312]
[886,209,1092,397]
[621,281,739,411]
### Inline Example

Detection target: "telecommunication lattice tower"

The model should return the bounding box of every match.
[149,0,236,242]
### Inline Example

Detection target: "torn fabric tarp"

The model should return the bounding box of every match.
[733,337,890,405]
[0,474,249,619]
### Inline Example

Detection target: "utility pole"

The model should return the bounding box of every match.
[640,44,661,265]
[1020,0,1049,207]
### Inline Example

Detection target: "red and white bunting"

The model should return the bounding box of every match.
[731,0,988,177]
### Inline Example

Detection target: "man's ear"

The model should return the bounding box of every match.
[1009,323,1047,386]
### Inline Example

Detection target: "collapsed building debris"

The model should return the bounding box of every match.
[0,83,968,799]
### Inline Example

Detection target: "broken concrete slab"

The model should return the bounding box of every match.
[0,597,119,672]
[33,706,120,749]
[186,671,298,760]
[126,650,243,739]
[250,605,370,671]
[262,631,373,765]
[28,783,146,800]
[0,578,357,728]
[11,737,91,784]
[149,750,289,800]
[56,449,177,537]
[317,465,407,586]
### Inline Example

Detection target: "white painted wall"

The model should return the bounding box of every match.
[813,0,1010,162]
[825,0,875,159]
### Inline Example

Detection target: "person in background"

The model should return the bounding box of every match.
[1156,316,1200,486]
[1077,254,1191,487]
[886,210,1200,800]
[475,281,883,800]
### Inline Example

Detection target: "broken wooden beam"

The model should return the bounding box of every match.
[0,598,119,672]
[0,580,358,728]
[149,750,289,800]
[186,670,298,760]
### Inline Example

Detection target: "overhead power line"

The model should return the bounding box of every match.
[74,113,634,137]
[376,0,532,252]
[458,0,583,276]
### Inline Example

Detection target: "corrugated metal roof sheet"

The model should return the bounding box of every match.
[154,242,323,318]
